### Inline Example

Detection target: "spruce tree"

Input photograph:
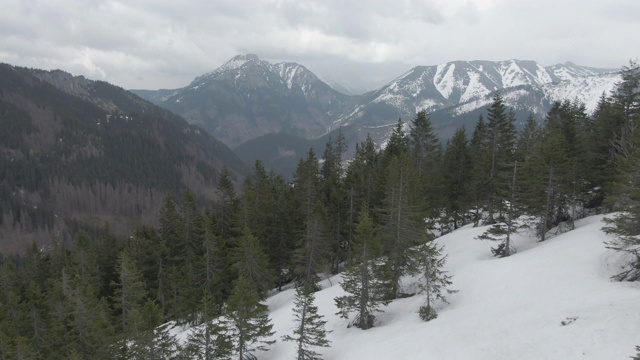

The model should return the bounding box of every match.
[226,276,275,359]
[468,115,491,224]
[293,149,330,288]
[379,153,427,299]
[417,241,453,321]
[321,132,349,274]
[183,293,232,360]
[409,110,444,218]
[484,92,516,223]
[603,144,640,280]
[442,126,471,230]
[129,300,181,359]
[111,250,147,357]
[334,206,389,329]
[233,227,275,300]
[282,284,331,360]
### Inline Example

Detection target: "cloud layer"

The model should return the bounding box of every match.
[1,0,637,89]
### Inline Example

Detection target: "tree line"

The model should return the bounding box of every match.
[0,61,638,359]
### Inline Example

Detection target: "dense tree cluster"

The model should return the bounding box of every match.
[0,62,638,358]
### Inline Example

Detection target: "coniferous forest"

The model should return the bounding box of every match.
[0,61,638,359]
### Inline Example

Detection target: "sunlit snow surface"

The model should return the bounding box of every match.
[175,215,640,359]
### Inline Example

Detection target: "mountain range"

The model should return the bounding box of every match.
[133,55,620,176]
[0,64,245,253]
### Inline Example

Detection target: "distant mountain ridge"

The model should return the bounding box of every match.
[134,54,354,148]
[133,55,620,175]
[0,64,245,253]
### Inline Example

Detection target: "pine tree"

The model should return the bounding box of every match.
[476,161,519,256]
[293,149,330,288]
[484,92,517,223]
[241,161,298,290]
[183,293,233,360]
[216,166,238,239]
[409,110,444,218]
[417,241,454,321]
[321,132,349,274]
[468,115,491,224]
[233,227,275,300]
[602,144,640,281]
[111,250,147,357]
[129,300,181,360]
[334,206,389,329]
[282,284,331,360]
[226,276,275,359]
[215,166,241,305]
[379,153,427,299]
[442,126,471,230]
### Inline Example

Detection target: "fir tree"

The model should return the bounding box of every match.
[226,276,275,359]
[282,284,331,360]
[468,115,491,224]
[111,250,147,357]
[321,132,349,274]
[409,110,444,218]
[379,153,427,299]
[129,300,181,360]
[334,206,389,329]
[233,227,275,300]
[293,149,330,288]
[183,293,232,360]
[417,241,454,321]
[484,92,516,223]
[442,126,471,230]
[602,144,640,281]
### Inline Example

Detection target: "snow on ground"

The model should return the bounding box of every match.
[258,215,640,359]
[171,215,640,358]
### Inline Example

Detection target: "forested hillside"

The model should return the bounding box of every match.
[0,61,637,359]
[0,64,245,254]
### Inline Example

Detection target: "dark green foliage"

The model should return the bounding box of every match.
[409,111,444,218]
[0,64,246,253]
[418,305,438,322]
[378,153,428,299]
[282,284,331,360]
[335,206,389,329]
[442,127,471,230]
[183,293,233,360]
[417,240,454,321]
[293,149,332,288]
[233,227,275,300]
[226,276,275,359]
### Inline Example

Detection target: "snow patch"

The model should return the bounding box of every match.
[434,63,457,99]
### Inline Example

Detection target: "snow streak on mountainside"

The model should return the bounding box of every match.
[334,60,619,131]
[132,55,621,161]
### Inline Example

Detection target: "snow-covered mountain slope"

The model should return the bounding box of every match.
[174,215,640,359]
[335,60,619,130]
[268,215,640,359]
[133,56,621,163]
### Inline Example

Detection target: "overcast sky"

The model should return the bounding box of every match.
[1,0,638,91]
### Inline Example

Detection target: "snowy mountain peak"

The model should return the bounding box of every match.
[219,53,261,71]
[273,62,320,92]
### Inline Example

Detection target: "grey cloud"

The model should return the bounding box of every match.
[0,0,637,89]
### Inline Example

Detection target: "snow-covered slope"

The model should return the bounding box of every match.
[335,60,619,131]
[178,215,639,359]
